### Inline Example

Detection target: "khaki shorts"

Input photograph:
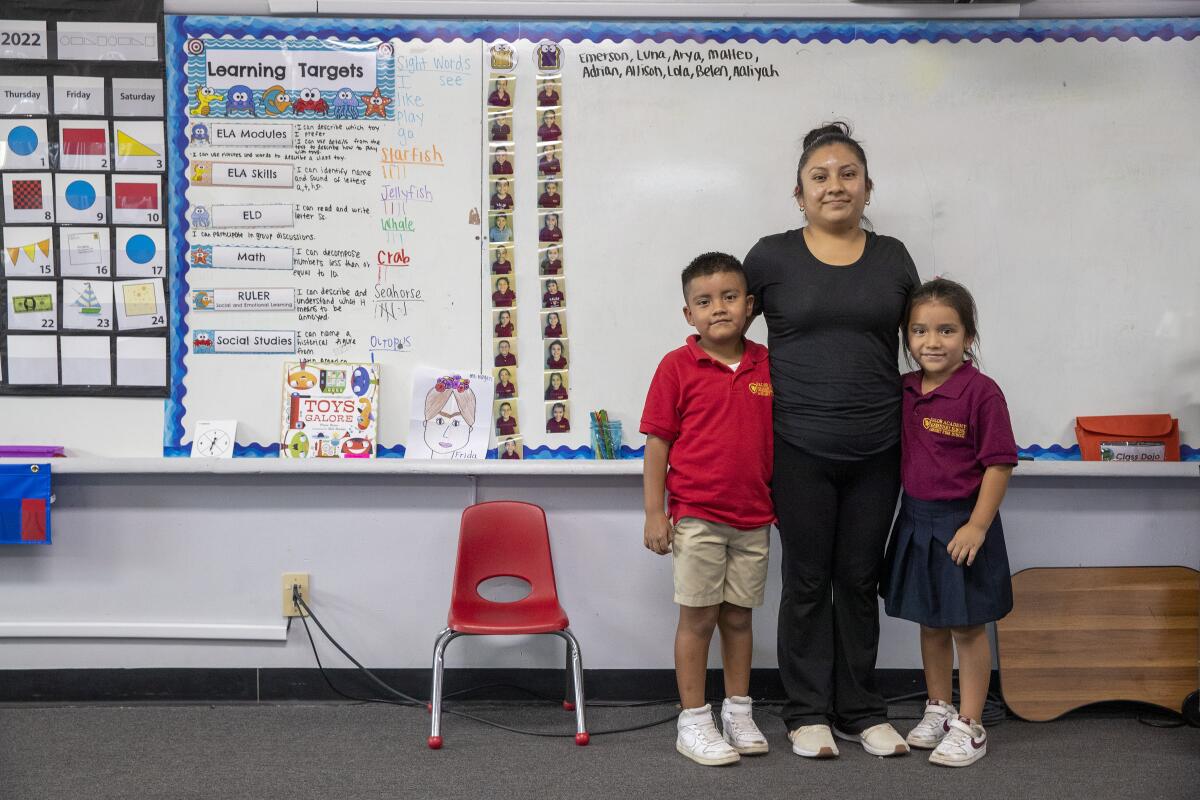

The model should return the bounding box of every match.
[672,516,770,608]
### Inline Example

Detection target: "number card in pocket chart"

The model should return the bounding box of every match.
[59,227,112,278]
[0,118,50,169]
[280,361,380,459]
[55,173,108,224]
[3,173,54,223]
[113,120,166,172]
[6,280,57,331]
[115,228,165,277]
[58,120,110,171]
[62,279,114,331]
[114,278,166,330]
[111,175,162,225]
[0,464,51,545]
[2,226,54,278]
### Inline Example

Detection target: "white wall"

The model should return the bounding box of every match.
[0,473,1194,671]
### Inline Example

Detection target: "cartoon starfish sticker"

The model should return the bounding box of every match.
[361,87,393,118]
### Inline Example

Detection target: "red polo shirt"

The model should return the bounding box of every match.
[640,336,774,529]
[901,361,1018,501]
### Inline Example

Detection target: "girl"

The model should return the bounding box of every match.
[495,368,516,399]
[546,402,570,433]
[491,277,515,308]
[539,213,562,243]
[541,246,563,275]
[543,311,564,337]
[546,339,567,370]
[545,371,568,401]
[494,310,514,338]
[882,278,1017,768]
[491,247,512,275]
[542,279,564,308]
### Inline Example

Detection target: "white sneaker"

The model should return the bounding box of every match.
[929,716,987,767]
[720,696,769,755]
[788,724,839,758]
[676,705,741,766]
[834,722,910,757]
[906,699,957,749]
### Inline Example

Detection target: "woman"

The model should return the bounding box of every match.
[743,122,919,759]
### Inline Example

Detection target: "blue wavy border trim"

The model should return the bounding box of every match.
[169,16,1200,45]
[164,14,1199,458]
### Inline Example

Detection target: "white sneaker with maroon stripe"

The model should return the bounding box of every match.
[906,699,957,749]
[930,716,987,767]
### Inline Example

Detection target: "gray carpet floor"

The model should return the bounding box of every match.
[1,701,1196,800]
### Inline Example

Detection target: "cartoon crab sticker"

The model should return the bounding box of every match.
[361,88,392,119]
[292,88,328,115]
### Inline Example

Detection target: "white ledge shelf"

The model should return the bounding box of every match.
[0,458,1196,478]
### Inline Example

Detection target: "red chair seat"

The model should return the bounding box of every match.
[449,599,569,635]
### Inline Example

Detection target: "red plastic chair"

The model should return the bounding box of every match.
[428,501,588,748]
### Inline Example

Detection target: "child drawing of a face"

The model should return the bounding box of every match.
[423,376,476,457]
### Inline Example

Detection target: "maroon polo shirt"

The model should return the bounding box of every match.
[640,335,774,529]
[494,352,516,367]
[901,361,1018,501]
[542,291,564,308]
[547,417,571,433]
[496,417,517,435]
[491,290,515,307]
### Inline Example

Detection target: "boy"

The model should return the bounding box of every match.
[640,252,774,766]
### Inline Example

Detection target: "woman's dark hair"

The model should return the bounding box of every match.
[795,121,870,194]
[904,277,981,366]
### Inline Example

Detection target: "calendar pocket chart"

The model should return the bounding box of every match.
[2,227,54,278]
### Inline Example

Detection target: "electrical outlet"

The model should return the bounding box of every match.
[282,572,310,617]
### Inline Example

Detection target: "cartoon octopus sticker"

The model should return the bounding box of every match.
[225,85,256,115]
[190,205,211,228]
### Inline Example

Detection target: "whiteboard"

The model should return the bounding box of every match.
[2,17,1195,459]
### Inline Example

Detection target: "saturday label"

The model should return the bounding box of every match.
[191,328,297,354]
[192,287,296,311]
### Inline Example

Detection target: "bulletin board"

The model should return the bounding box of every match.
[7,15,1200,459]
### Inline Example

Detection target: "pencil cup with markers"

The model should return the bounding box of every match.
[589,413,622,459]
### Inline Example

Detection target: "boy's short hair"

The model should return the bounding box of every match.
[681,252,746,299]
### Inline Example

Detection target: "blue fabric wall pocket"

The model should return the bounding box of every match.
[0,464,52,545]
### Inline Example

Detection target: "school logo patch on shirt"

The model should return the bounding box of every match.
[923,417,967,438]
[749,382,773,397]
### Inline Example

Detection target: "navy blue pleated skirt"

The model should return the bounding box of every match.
[881,493,1013,628]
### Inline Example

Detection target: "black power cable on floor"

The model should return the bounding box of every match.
[293,589,681,738]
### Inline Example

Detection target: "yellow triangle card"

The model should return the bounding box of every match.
[116,128,160,157]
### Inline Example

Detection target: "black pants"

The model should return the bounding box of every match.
[774,435,901,733]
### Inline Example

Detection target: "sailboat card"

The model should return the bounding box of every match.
[115,228,166,278]
[2,226,54,278]
[113,120,165,172]
[2,172,53,224]
[59,227,112,278]
[61,279,114,331]
[0,118,49,170]
[54,173,108,224]
[114,278,165,330]
[58,119,111,171]
[6,279,57,331]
